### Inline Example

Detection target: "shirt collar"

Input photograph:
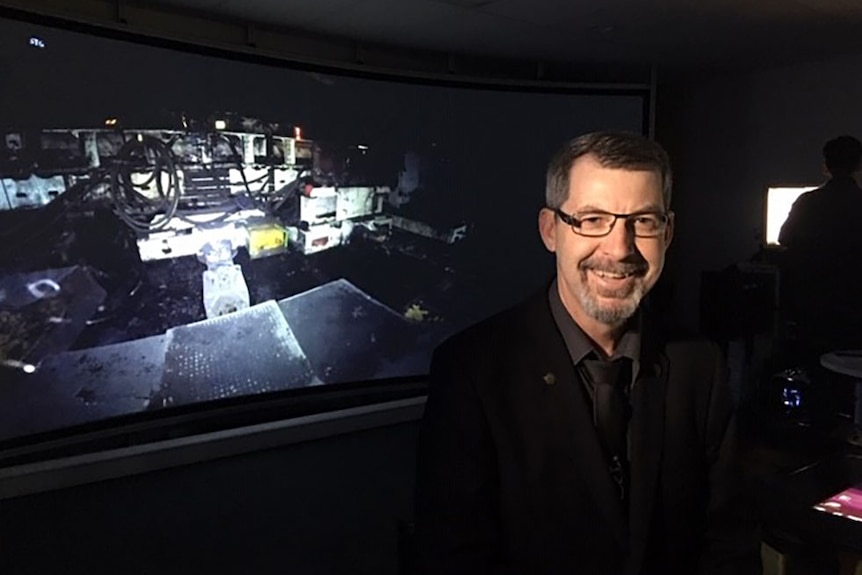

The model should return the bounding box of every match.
[548,278,641,365]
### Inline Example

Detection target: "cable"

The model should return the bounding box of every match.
[108,136,180,233]
[212,133,263,207]
[213,133,297,213]
[173,202,243,226]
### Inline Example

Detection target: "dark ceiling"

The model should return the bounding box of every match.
[4,0,862,76]
[147,0,862,70]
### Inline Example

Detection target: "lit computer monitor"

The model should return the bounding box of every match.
[764,186,818,245]
[814,482,862,523]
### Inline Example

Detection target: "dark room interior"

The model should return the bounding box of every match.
[3,0,862,574]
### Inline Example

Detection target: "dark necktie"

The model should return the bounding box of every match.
[582,357,631,501]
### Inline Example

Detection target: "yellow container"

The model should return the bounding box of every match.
[247,222,287,259]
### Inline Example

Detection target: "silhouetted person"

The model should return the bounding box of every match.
[779,135,862,350]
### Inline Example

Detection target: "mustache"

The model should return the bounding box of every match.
[580,259,647,275]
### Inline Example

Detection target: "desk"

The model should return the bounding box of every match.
[759,454,862,574]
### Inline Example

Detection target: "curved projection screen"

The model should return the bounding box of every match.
[0,15,646,445]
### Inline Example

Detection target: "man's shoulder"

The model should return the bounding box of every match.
[788,188,822,211]
[664,333,722,363]
[660,323,717,347]
[641,312,722,364]
[434,291,546,360]
[797,180,860,206]
[665,324,719,349]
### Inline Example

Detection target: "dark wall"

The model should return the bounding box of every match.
[655,53,862,330]
[0,421,419,575]
[9,7,862,575]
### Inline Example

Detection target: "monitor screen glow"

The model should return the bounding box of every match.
[765,186,818,245]
[813,482,862,523]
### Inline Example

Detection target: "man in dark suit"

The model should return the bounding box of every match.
[778,135,862,351]
[413,132,761,575]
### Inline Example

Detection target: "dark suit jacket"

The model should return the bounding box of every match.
[777,177,862,349]
[778,176,862,257]
[414,289,761,575]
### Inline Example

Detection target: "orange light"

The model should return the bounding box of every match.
[294,126,302,140]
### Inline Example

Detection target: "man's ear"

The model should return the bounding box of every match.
[538,208,557,253]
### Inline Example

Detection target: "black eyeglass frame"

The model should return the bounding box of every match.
[552,207,673,238]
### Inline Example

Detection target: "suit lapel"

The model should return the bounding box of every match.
[626,314,668,574]
[521,293,629,550]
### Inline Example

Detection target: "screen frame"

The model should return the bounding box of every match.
[0,395,427,500]
[0,5,655,479]
[0,4,654,100]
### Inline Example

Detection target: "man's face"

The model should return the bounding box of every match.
[539,154,673,328]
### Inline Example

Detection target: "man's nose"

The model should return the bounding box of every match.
[600,218,637,259]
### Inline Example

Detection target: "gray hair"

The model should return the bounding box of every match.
[545,131,673,210]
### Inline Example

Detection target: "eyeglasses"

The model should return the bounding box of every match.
[552,208,671,238]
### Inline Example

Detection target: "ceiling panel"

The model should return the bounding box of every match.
[151,0,227,9]
[214,0,365,28]
[413,3,611,61]
[482,0,642,31]
[137,0,862,68]
[306,0,453,40]
[795,0,862,16]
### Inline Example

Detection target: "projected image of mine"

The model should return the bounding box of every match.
[0,16,645,443]
[0,117,472,439]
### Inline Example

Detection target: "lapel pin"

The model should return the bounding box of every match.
[543,372,556,385]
